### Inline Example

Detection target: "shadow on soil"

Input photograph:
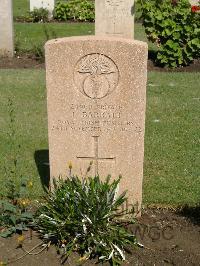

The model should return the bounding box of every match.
[34,150,50,189]
[177,205,200,226]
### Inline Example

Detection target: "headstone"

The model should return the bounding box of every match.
[30,0,55,17]
[0,0,14,57]
[95,0,134,39]
[46,36,148,212]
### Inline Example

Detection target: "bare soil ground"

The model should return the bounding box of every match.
[0,55,200,72]
[0,55,45,69]
[0,208,200,265]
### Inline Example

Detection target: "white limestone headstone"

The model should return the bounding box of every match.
[30,0,55,17]
[95,0,134,39]
[46,36,148,214]
[0,0,14,57]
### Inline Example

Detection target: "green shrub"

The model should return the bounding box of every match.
[35,175,136,265]
[54,0,95,21]
[138,0,200,67]
[29,7,49,22]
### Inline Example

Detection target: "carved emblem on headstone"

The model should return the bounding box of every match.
[74,53,119,99]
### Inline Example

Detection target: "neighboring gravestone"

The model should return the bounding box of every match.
[95,0,134,39]
[0,0,14,57]
[30,0,55,17]
[46,36,147,212]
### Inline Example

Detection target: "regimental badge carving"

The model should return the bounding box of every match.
[74,53,119,99]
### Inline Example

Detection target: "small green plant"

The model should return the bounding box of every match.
[0,198,33,238]
[32,43,45,60]
[35,175,137,265]
[138,0,200,67]
[0,99,34,238]
[31,24,58,61]
[54,0,95,22]
[29,7,49,22]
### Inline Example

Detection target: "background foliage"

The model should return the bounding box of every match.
[54,0,95,21]
[138,0,200,67]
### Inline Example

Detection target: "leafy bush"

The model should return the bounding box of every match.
[138,0,200,67]
[54,0,95,21]
[35,175,136,265]
[29,7,49,22]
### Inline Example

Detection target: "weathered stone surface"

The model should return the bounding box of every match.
[0,0,14,57]
[30,0,55,17]
[95,0,134,39]
[46,36,147,212]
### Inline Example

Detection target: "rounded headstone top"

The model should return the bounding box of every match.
[45,36,148,49]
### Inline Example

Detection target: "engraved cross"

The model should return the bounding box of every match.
[77,136,116,175]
